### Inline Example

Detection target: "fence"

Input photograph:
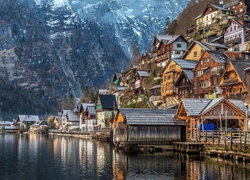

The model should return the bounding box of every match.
[198,130,250,152]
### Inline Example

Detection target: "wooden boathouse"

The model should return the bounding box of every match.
[113,108,186,153]
[176,97,248,141]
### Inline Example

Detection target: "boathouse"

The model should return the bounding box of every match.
[113,108,186,151]
[176,97,248,141]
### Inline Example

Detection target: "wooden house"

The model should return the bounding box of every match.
[225,51,250,60]
[222,18,250,51]
[161,58,197,108]
[175,70,195,99]
[149,84,161,106]
[218,60,250,99]
[224,0,250,17]
[131,70,149,96]
[193,50,227,98]
[176,97,248,141]
[195,2,232,31]
[110,73,127,95]
[113,108,186,151]
[154,35,188,67]
[79,103,96,131]
[96,94,117,128]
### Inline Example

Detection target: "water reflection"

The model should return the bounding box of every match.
[0,134,250,180]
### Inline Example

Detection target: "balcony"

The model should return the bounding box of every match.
[224,38,242,46]
[210,69,224,77]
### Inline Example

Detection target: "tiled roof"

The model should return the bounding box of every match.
[155,34,178,42]
[119,108,185,126]
[229,99,247,113]
[183,70,194,83]
[18,115,39,122]
[223,0,240,8]
[99,94,117,109]
[209,36,223,43]
[81,103,95,112]
[67,111,79,122]
[181,98,211,116]
[209,2,228,11]
[204,42,228,49]
[201,97,224,115]
[193,41,211,51]
[172,59,197,70]
[137,70,149,77]
[231,60,250,87]
[88,106,97,115]
[208,50,227,63]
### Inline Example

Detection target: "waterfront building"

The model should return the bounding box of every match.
[176,97,248,141]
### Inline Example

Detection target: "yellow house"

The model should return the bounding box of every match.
[195,2,231,30]
[183,41,210,61]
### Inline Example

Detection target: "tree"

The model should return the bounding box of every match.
[61,92,75,110]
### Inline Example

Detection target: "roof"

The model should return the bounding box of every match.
[67,111,79,122]
[193,41,211,51]
[18,115,39,122]
[155,34,178,42]
[209,2,228,11]
[209,36,223,43]
[223,0,241,8]
[231,60,250,86]
[99,89,109,94]
[175,70,194,86]
[99,94,117,109]
[149,84,161,90]
[171,59,197,70]
[119,108,185,126]
[207,50,227,63]
[181,98,211,116]
[203,42,228,49]
[180,97,247,117]
[88,106,97,115]
[81,103,95,112]
[137,70,149,77]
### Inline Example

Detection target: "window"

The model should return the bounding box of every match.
[177,43,181,48]
[234,26,236,30]
[230,27,232,32]
[240,8,243,13]
[194,51,197,57]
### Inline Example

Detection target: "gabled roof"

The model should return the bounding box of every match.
[67,111,79,122]
[207,50,227,63]
[137,70,149,77]
[171,59,197,70]
[119,108,185,126]
[175,70,194,86]
[18,115,39,122]
[99,94,117,109]
[80,103,95,112]
[222,18,244,34]
[178,97,247,117]
[180,98,211,116]
[231,60,250,86]
[88,106,97,116]
[149,84,161,90]
[203,42,228,50]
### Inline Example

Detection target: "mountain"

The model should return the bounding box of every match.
[0,0,187,114]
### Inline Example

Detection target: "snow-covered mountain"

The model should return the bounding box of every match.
[0,0,187,111]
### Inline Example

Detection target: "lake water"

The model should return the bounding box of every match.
[0,134,250,180]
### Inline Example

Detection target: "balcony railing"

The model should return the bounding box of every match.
[224,38,242,45]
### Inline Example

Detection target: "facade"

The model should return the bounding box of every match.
[223,18,250,51]
[219,60,250,99]
[161,58,197,107]
[175,70,195,99]
[193,50,227,98]
[96,94,117,128]
[113,109,186,149]
[131,70,149,96]
[176,97,248,141]
[154,35,188,67]
[17,115,39,130]
[79,103,96,131]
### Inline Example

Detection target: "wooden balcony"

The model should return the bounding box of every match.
[224,38,241,46]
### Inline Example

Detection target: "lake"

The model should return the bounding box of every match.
[0,134,250,180]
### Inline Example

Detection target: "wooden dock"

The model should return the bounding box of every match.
[173,142,204,153]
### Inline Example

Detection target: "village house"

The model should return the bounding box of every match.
[29,120,47,133]
[79,103,96,131]
[130,70,149,96]
[195,2,233,32]
[17,115,39,130]
[222,18,250,51]
[154,35,188,67]
[176,97,248,141]
[218,60,250,100]
[113,108,186,151]
[193,50,227,98]
[224,0,250,17]
[62,109,79,130]
[175,70,195,99]
[96,94,117,128]
[161,58,197,108]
